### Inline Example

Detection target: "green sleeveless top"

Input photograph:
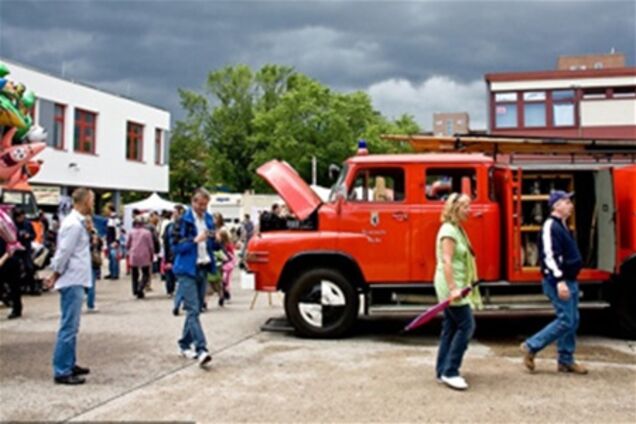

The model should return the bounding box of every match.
[434,222,482,309]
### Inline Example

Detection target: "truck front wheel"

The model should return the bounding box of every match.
[284,268,359,338]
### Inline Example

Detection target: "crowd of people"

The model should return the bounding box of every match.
[2,186,588,389]
[0,192,257,320]
[0,208,58,319]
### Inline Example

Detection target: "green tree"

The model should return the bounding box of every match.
[169,89,212,202]
[170,64,421,196]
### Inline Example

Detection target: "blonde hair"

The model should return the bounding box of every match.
[218,228,231,245]
[440,193,470,224]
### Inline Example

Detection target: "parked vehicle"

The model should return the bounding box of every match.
[245,137,636,338]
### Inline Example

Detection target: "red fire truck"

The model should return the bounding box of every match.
[245,136,636,338]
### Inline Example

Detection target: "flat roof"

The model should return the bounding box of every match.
[1,57,170,113]
[347,153,493,165]
[485,67,636,83]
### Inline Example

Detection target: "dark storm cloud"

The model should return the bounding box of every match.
[0,0,634,125]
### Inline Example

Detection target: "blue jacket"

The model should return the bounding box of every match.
[538,215,583,283]
[171,208,217,278]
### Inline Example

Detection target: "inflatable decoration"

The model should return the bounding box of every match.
[0,207,25,254]
[0,63,47,190]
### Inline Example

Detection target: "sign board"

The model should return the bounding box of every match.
[32,185,61,205]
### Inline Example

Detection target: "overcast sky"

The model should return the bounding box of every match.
[1,0,634,130]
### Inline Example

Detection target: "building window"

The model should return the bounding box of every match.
[52,103,65,149]
[495,92,518,128]
[583,88,607,100]
[126,122,144,162]
[445,120,453,135]
[523,91,546,127]
[155,128,162,165]
[74,109,97,154]
[552,90,575,127]
[612,86,636,98]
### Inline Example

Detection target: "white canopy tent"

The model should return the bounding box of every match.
[123,193,181,230]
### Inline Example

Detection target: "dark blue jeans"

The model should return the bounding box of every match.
[177,275,208,354]
[108,247,120,279]
[525,279,579,365]
[196,265,208,310]
[436,304,475,378]
[86,268,98,309]
[52,285,84,378]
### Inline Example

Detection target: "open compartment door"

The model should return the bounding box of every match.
[595,169,616,273]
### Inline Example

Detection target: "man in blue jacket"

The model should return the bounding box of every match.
[521,190,587,375]
[171,188,216,368]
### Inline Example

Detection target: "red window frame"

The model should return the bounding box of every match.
[155,128,162,165]
[126,121,144,162]
[74,108,97,154]
[521,91,547,128]
[53,103,66,150]
[549,89,577,128]
[493,92,520,129]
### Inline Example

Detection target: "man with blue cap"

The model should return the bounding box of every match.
[520,190,587,375]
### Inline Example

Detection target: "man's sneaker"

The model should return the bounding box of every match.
[440,375,468,390]
[179,348,197,359]
[197,351,212,368]
[520,342,535,372]
[558,362,588,375]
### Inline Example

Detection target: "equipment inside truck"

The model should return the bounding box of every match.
[516,167,616,273]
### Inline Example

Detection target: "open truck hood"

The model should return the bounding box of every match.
[256,160,322,221]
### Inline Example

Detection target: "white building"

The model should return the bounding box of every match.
[2,58,171,209]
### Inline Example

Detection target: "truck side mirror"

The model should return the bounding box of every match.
[461,176,472,197]
[328,164,341,180]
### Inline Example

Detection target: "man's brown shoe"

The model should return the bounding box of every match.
[520,342,535,372]
[558,362,588,374]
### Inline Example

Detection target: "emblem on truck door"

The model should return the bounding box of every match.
[370,212,380,227]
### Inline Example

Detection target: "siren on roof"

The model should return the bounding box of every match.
[357,139,369,155]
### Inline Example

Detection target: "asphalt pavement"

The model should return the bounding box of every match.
[1,271,634,423]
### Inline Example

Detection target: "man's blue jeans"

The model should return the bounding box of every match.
[86,268,98,309]
[196,266,208,310]
[177,275,208,354]
[525,279,579,365]
[52,285,84,378]
[108,247,120,279]
[436,304,475,378]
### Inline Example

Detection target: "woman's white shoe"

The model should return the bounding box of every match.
[441,375,468,390]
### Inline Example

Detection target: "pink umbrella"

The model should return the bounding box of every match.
[404,285,476,332]
[0,207,24,254]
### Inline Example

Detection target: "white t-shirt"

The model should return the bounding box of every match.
[195,214,211,265]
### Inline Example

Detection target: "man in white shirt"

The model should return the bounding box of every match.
[45,188,94,385]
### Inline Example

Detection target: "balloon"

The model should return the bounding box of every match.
[22,90,35,109]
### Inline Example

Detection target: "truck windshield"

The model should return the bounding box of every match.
[328,164,349,202]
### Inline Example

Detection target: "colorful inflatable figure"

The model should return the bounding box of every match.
[0,63,46,190]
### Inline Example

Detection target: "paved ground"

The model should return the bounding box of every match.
[1,271,634,423]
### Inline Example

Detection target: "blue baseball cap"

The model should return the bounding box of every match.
[548,190,574,209]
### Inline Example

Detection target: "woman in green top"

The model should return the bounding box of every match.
[434,193,480,391]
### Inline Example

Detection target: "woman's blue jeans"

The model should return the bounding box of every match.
[436,304,476,378]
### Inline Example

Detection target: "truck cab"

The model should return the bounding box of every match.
[246,145,636,338]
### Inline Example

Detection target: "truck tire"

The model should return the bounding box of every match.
[612,258,636,339]
[284,268,358,338]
